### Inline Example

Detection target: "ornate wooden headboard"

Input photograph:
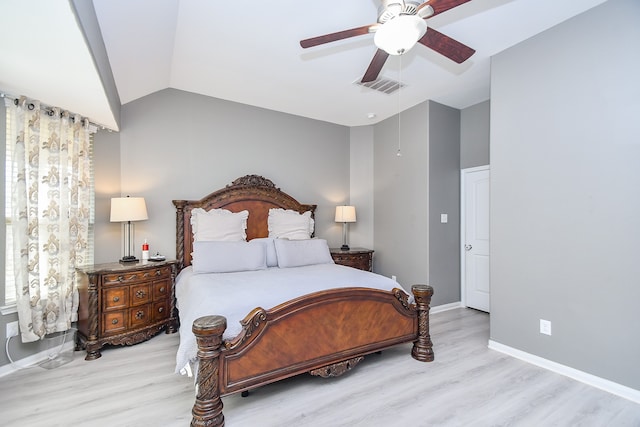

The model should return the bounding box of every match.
[173,175,316,270]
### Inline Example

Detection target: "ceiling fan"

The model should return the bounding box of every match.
[300,0,476,83]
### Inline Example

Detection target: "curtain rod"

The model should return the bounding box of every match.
[1,91,101,133]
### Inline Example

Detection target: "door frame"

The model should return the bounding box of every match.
[460,165,490,309]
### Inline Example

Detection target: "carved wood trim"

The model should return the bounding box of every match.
[225,308,267,349]
[229,174,276,188]
[393,288,412,311]
[167,262,179,333]
[411,284,434,362]
[309,356,364,378]
[84,274,100,360]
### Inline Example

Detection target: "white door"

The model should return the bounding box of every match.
[461,166,490,312]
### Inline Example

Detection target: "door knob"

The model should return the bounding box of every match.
[465,244,473,251]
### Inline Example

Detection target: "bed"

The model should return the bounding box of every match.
[173,175,434,427]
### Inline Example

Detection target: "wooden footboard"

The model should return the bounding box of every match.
[190,284,434,427]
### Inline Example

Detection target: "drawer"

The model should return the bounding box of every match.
[152,279,170,301]
[130,283,152,306]
[103,287,129,310]
[103,311,127,335]
[153,300,170,322]
[103,271,144,286]
[102,266,172,286]
[152,266,173,279]
[129,305,151,329]
[332,253,371,271]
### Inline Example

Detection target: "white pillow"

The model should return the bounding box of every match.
[274,238,334,268]
[192,241,266,273]
[268,208,314,240]
[191,208,248,241]
[250,238,278,267]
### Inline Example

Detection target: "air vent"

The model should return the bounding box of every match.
[355,78,405,94]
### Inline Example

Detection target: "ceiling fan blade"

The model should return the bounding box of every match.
[417,0,472,17]
[361,49,390,83]
[418,28,475,63]
[300,24,376,49]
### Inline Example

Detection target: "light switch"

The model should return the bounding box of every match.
[440,214,448,223]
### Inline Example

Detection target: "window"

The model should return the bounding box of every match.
[4,104,95,306]
[4,104,15,305]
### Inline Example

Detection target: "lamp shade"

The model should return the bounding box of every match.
[335,206,356,223]
[110,197,148,222]
[374,14,428,55]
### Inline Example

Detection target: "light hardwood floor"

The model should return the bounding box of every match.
[1,308,638,426]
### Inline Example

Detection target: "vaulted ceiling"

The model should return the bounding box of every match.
[0,0,606,131]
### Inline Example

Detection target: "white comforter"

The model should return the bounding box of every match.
[174,263,403,374]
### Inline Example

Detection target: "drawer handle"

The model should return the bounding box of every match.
[155,270,162,276]
[135,310,145,319]
[136,290,147,299]
[159,286,165,293]
[117,275,125,282]
[112,319,118,325]
[113,296,120,302]
[158,307,164,313]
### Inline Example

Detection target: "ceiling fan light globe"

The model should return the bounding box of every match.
[374,14,427,56]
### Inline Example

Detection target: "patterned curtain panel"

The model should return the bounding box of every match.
[7,97,92,343]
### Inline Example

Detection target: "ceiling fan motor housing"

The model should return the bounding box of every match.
[378,1,421,23]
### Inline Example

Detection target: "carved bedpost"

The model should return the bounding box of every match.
[174,200,186,271]
[411,284,434,362]
[166,262,179,334]
[191,315,227,427]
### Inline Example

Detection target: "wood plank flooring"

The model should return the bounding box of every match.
[1,308,638,426]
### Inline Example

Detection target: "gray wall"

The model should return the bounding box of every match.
[93,129,122,263]
[371,100,465,306]
[373,103,430,295]
[490,0,640,390]
[349,126,375,251]
[461,100,490,169]
[111,88,351,262]
[428,101,461,304]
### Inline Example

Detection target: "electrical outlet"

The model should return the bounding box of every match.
[539,319,552,336]
[6,321,19,338]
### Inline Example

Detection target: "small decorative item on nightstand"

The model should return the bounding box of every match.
[330,247,374,272]
[76,259,178,360]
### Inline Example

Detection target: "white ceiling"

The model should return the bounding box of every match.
[1,0,606,130]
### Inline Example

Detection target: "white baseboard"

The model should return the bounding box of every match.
[0,339,76,378]
[431,301,462,314]
[488,339,640,404]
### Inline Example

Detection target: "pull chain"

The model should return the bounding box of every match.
[397,54,402,157]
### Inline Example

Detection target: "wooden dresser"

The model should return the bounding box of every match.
[330,247,374,272]
[76,260,178,360]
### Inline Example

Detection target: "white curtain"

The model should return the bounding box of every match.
[7,97,93,343]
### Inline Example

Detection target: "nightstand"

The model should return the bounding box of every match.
[330,247,374,272]
[76,260,178,360]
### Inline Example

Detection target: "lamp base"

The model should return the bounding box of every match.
[119,256,139,264]
[340,244,350,251]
